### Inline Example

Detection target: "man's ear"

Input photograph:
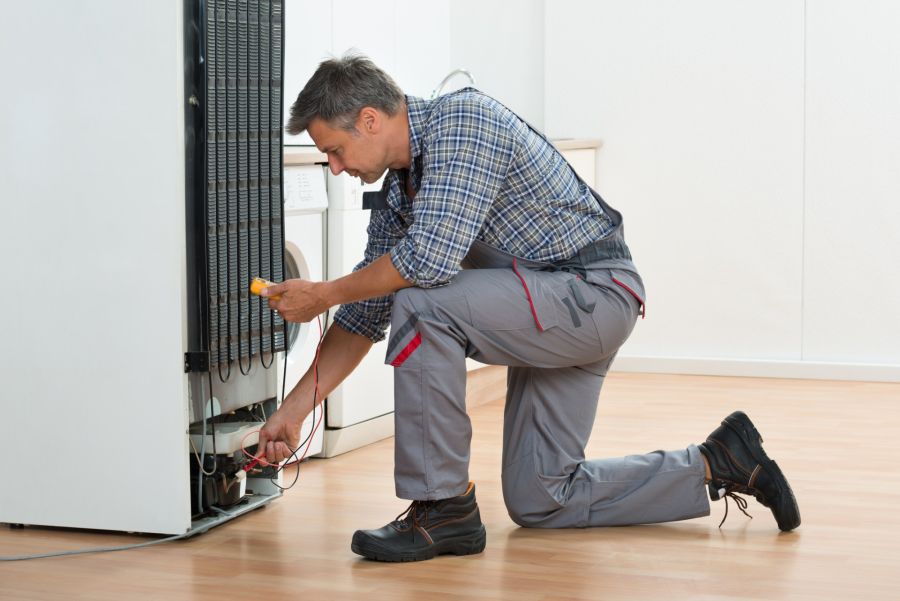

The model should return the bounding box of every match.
[358,107,380,134]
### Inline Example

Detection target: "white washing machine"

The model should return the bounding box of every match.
[279,164,328,457]
[320,172,395,457]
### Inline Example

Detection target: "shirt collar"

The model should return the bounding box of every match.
[405,95,430,162]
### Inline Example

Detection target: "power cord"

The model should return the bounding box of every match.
[0,532,192,562]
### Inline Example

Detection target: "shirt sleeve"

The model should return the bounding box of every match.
[332,183,410,343]
[389,98,516,288]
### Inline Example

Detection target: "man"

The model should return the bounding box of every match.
[256,54,800,562]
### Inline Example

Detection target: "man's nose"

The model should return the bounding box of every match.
[329,156,344,175]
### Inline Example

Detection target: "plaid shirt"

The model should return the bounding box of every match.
[333,89,614,342]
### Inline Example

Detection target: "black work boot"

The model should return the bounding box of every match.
[699,411,801,531]
[350,482,487,562]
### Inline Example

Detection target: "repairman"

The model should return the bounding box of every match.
[255,53,801,562]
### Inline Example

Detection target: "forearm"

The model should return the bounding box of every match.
[280,323,374,422]
[325,253,413,307]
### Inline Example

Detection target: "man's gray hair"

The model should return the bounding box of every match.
[286,53,405,135]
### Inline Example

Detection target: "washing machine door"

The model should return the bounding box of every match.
[281,213,325,380]
[282,247,304,357]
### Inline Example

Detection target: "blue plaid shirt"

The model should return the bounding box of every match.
[333,89,614,342]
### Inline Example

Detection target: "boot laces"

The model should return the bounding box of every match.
[394,500,437,536]
[718,490,752,528]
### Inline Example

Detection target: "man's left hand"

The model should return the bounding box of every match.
[261,279,331,323]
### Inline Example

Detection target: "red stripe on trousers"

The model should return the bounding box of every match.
[511,258,544,332]
[390,332,422,367]
[611,276,646,319]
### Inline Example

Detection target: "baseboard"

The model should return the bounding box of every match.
[612,355,900,383]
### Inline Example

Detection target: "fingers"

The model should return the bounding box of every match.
[255,433,296,465]
[276,442,295,463]
[261,441,296,465]
[260,279,329,324]
[260,280,290,298]
[254,430,270,461]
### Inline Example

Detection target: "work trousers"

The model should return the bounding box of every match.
[384,262,710,527]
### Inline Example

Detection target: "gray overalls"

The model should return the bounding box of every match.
[383,184,710,528]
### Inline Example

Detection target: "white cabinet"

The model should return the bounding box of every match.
[321,172,396,456]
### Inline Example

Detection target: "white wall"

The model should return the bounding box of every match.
[803,0,900,366]
[283,0,334,145]
[546,1,806,361]
[449,0,545,128]
[284,0,545,144]
[284,0,452,145]
[546,1,900,380]
[282,1,900,380]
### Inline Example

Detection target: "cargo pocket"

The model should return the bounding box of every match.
[471,261,560,332]
[549,273,595,330]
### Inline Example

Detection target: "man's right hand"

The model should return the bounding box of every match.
[255,404,303,465]
[251,323,375,466]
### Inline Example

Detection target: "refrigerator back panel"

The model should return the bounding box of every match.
[186,0,286,376]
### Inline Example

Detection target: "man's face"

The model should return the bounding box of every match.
[308,115,386,184]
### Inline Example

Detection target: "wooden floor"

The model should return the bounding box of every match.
[2,370,899,600]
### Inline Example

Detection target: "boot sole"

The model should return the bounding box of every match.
[351,525,487,562]
[723,411,801,531]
